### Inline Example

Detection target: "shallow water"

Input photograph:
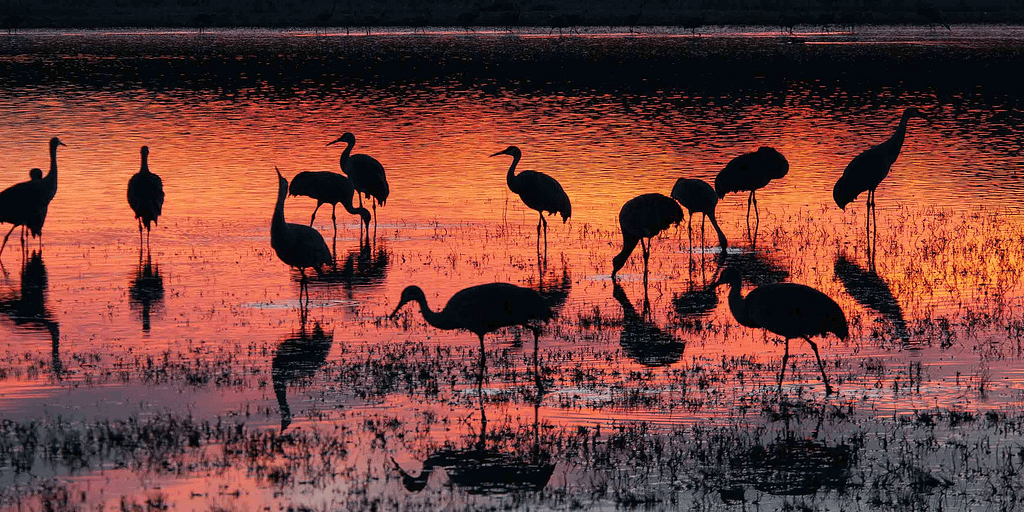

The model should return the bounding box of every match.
[1,26,1024,511]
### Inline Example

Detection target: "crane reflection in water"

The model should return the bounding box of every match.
[0,250,61,377]
[271,321,334,431]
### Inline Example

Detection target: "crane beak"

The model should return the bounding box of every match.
[390,302,406,318]
[275,166,283,178]
[489,149,507,157]
[326,136,345,147]
[58,141,67,147]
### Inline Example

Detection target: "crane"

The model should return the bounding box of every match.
[670,177,728,253]
[271,168,332,303]
[714,146,789,229]
[288,170,371,239]
[127,146,165,249]
[491,146,571,250]
[327,133,389,231]
[611,193,683,285]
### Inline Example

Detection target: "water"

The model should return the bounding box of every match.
[1,26,1024,511]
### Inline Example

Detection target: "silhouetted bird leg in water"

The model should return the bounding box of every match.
[477,333,487,390]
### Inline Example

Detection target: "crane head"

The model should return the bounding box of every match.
[327,132,356,147]
[29,168,42,180]
[712,267,742,289]
[50,137,66,148]
[832,176,856,210]
[903,107,930,124]
[391,285,426,317]
[140,145,149,157]
[490,145,522,159]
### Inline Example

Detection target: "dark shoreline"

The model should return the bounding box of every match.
[2,1,1023,32]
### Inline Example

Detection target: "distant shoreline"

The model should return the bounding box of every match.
[2,2,1022,32]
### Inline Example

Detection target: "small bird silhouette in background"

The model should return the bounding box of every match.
[611,193,683,288]
[714,267,847,395]
[714,146,789,237]
[271,168,332,309]
[327,133,389,234]
[833,107,929,251]
[127,146,165,251]
[288,170,371,242]
[0,137,65,257]
[491,146,571,252]
[391,283,552,388]
[671,177,728,255]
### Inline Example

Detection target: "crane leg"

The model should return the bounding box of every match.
[478,334,487,389]
[372,199,377,236]
[778,338,791,394]
[309,203,322,227]
[746,192,753,228]
[805,337,833,395]
[701,214,707,250]
[331,204,337,240]
[687,214,693,255]
[541,214,548,252]
[0,225,16,257]
[138,219,144,246]
[752,190,759,224]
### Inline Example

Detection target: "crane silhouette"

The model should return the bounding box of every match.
[714,267,847,395]
[271,168,332,304]
[613,281,685,367]
[391,283,552,387]
[288,170,371,241]
[126,146,164,250]
[917,6,950,31]
[833,108,929,242]
[314,0,338,34]
[671,177,728,254]
[611,193,683,286]
[0,137,64,256]
[129,250,164,333]
[714,147,789,231]
[327,133,389,232]
[272,322,333,430]
[491,146,571,250]
[626,1,645,33]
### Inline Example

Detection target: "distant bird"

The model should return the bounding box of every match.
[917,6,951,30]
[670,178,727,253]
[192,13,213,34]
[491,146,571,248]
[613,281,685,367]
[390,283,552,385]
[314,0,338,34]
[679,15,705,36]
[626,1,645,33]
[0,137,64,256]
[455,10,479,31]
[715,267,847,395]
[127,146,165,248]
[272,322,333,430]
[833,108,929,236]
[288,171,371,239]
[129,251,165,333]
[271,168,332,298]
[714,147,789,228]
[327,133,389,230]
[548,9,585,35]
[611,193,683,282]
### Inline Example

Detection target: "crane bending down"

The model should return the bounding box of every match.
[127,146,165,249]
[714,267,847,395]
[390,283,553,387]
[833,108,929,238]
[670,177,727,253]
[271,168,332,302]
[491,146,571,249]
[611,193,683,284]
[327,133,389,231]
[288,171,371,239]
[714,147,789,227]
[0,137,64,256]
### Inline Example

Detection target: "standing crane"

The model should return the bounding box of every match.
[491,146,571,250]
[0,137,64,256]
[714,146,789,229]
[327,133,389,232]
[271,168,332,303]
[833,107,929,240]
[127,146,165,250]
[390,283,552,388]
[714,267,847,395]
[611,193,683,286]
[288,170,371,240]
[670,177,728,254]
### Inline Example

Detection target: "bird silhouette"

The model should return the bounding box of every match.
[391,283,552,387]
[129,250,164,333]
[833,108,929,242]
[327,133,389,232]
[626,1,645,33]
[833,255,910,346]
[714,147,789,232]
[611,193,683,286]
[0,250,61,377]
[613,281,685,367]
[288,170,371,241]
[491,146,571,251]
[917,6,951,31]
[127,146,164,250]
[671,177,728,254]
[271,168,332,304]
[314,0,338,34]
[272,322,333,430]
[714,267,847,395]
[0,137,64,256]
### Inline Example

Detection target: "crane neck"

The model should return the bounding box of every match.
[888,114,913,158]
[723,277,751,327]
[505,154,522,192]
[413,296,459,331]
[706,212,728,249]
[338,140,354,170]
[45,141,59,185]
[338,180,371,227]
[140,152,150,174]
[272,178,287,240]
[612,234,640,276]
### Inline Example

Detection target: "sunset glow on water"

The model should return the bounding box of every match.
[1,26,1024,511]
